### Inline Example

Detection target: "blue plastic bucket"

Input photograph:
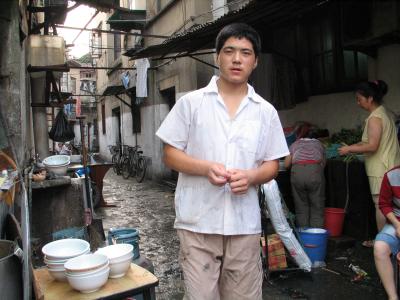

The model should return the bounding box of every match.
[108,228,140,259]
[298,228,328,264]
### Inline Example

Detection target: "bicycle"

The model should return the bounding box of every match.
[121,145,147,182]
[108,144,123,175]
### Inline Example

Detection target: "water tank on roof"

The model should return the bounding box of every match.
[27,35,65,78]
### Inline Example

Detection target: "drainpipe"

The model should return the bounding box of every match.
[22,166,32,300]
[31,77,50,159]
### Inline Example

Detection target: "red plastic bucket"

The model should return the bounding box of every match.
[324,208,345,237]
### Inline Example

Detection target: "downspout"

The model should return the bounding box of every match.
[22,166,32,300]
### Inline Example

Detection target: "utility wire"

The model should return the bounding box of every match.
[72,9,99,44]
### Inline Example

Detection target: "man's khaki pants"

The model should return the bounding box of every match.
[177,229,263,300]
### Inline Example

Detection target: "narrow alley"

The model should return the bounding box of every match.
[97,170,386,300]
[97,171,184,300]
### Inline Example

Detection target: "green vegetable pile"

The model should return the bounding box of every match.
[330,127,362,146]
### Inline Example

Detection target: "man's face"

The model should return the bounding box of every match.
[216,37,258,85]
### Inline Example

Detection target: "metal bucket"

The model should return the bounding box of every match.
[0,240,23,300]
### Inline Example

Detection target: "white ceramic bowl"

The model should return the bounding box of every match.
[42,239,90,260]
[66,267,110,293]
[95,244,133,262]
[64,253,109,273]
[45,260,67,269]
[47,267,67,282]
[108,255,133,278]
[44,256,67,264]
[44,248,90,264]
[65,262,109,277]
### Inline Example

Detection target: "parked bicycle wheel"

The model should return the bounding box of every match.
[121,157,131,179]
[112,154,119,174]
[135,157,147,183]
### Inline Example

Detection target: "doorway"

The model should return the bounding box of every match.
[160,87,178,180]
[112,107,122,151]
[160,87,176,110]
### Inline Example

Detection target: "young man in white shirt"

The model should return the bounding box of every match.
[156,23,289,300]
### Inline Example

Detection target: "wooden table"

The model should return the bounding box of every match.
[33,263,158,300]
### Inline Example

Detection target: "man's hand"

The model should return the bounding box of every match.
[227,169,252,195]
[207,163,231,186]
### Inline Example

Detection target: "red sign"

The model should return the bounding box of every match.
[76,97,81,117]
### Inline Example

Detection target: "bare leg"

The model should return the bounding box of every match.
[374,241,398,300]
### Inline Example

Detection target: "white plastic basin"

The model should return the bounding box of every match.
[43,155,70,166]
[43,155,71,175]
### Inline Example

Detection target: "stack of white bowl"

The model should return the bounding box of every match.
[42,239,90,282]
[64,253,110,293]
[95,244,133,278]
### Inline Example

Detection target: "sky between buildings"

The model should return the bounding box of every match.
[57,3,97,59]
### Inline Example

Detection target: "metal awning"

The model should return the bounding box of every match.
[107,8,146,31]
[124,0,327,60]
[102,85,126,96]
[102,85,136,109]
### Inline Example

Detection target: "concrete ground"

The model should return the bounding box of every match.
[97,171,387,300]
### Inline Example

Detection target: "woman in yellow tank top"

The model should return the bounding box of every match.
[339,80,400,245]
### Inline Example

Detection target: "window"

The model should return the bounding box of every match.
[91,29,102,58]
[305,4,368,95]
[93,119,98,136]
[128,0,135,10]
[101,104,106,134]
[131,95,141,133]
[308,18,335,92]
[113,33,121,60]
[70,77,76,94]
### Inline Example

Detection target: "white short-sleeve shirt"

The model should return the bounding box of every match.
[156,76,289,235]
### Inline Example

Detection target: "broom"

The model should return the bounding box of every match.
[77,116,105,250]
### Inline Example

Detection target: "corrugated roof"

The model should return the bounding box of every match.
[124,0,328,59]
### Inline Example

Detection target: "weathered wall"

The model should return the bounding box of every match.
[0,1,32,166]
[278,44,400,134]
[143,0,216,179]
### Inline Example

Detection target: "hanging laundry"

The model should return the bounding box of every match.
[121,71,130,89]
[135,58,150,98]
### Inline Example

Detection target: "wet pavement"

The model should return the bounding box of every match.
[97,170,387,300]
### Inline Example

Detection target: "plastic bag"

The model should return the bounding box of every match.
[261,180,312,271]
[48,109,75,142]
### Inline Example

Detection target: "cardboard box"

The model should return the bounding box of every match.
[267,234,287,270]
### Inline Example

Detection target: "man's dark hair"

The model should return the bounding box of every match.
[215,23,261,58]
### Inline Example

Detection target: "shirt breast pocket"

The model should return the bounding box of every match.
[234,120,261,154]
